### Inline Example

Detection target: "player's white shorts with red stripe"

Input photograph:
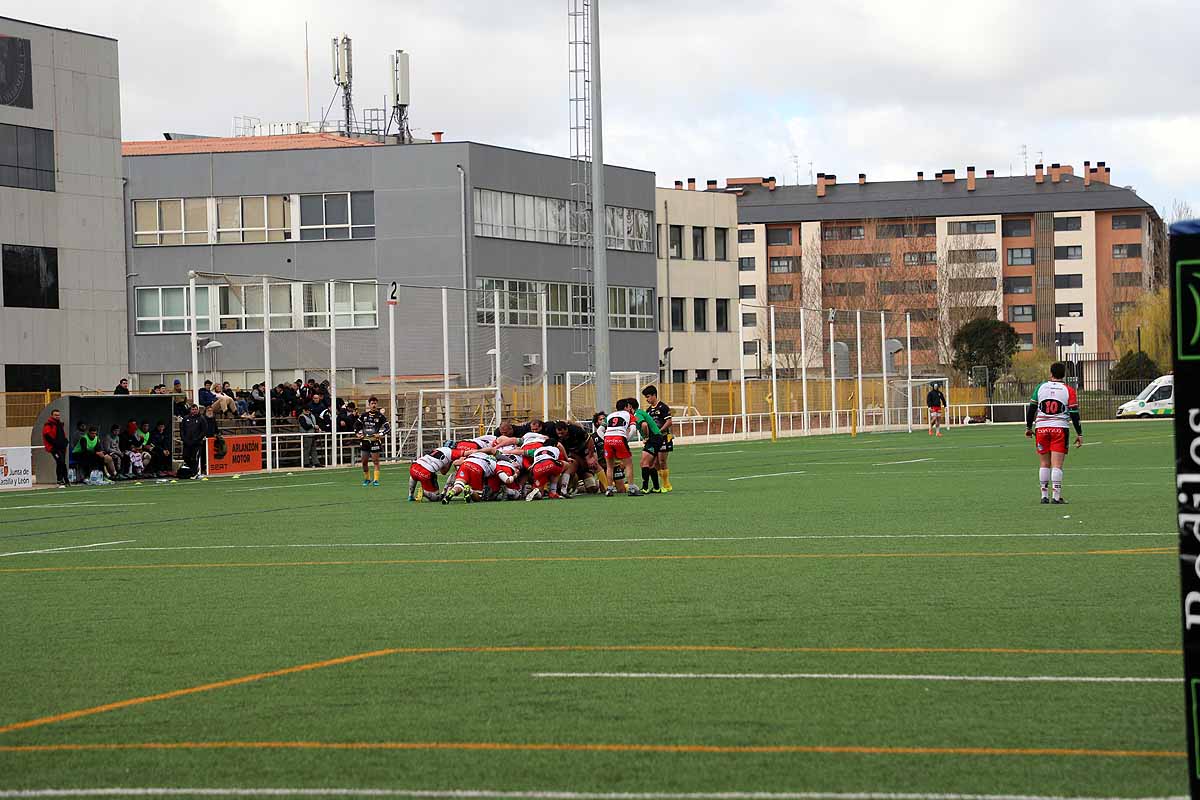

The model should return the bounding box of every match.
[409,463,438,492]
[603,436,631,461]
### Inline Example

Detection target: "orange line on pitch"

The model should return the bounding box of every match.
[0,739,1183,759]
[0,643,1177,737]
[0,548,1172,575]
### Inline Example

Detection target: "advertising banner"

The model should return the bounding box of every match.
[205,435,263,475]
[0,447,34,491]
[0,36,33,109]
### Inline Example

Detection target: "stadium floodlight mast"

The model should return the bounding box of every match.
[590,0,611,414]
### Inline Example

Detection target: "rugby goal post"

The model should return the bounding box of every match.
[564,371,658,422]
[414,386,502,457]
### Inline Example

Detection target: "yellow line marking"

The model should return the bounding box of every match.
[0,740,1182,759]
[0,548,1172,575]
[0,644,1177,736]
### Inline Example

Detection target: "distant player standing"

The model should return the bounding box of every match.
[926,383,947,437]
[641,386,674,492]
[1026,362,1083,504]
[356,397,389,486]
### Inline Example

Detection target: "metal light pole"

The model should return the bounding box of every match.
[388,281,398,459]
[590,0,611,414]
[262,275,273,472]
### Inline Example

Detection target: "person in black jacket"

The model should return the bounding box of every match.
[179,405,206,479]
[113,378,130,395]
[148,420,173,476]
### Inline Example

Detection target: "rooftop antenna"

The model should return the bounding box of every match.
[332,33,354,134]
[388,49,412,143]
[304,22,311,121]
[790,154,800,186]
[1018,144,1028,176]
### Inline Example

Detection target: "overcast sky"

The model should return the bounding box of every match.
[13,0,1199,217]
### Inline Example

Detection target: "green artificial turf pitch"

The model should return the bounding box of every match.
[0,420,1184,798]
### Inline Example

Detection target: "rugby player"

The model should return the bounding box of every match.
[443,449,499,504]
[553,420,597,496]
[602,399,642,497]
[632,398,662,494]
[927,383,947,437]
[409,445,454,502]
[1025,362,1082,504]
[450,433,499,460]
[355,397,389,486]
[526,440,567,501]
[642,386,674,492]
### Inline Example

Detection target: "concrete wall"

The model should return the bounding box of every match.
[124,141,658,390]
[0,18,126,404]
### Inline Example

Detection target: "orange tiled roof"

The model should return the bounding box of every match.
[122,133,385,157]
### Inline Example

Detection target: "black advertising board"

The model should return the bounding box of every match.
[1172,218,1200,796]
[0,35,33,109]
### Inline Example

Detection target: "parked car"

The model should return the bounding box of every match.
[1116,374,1173,418]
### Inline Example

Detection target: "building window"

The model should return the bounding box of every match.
[670,297,685,332]
[715,299,730,332]
[472,189,650,252]
[1053,245,1083,260]
[1058,331,1084,347]
[4,363,60,392]
[1018,333,1034,350]
[656,224,663,258]
[742,341,758,356]
[694,369,709,382]
[822,225,864,241]
[907,308,938,321]
[738,257,756,271]
[1055,302,1084,318]
[136,285,209,334]
[0,123,55,192]
[1054,274,1083,289]
[476,278,645,329]
[903,251,937,266]
[608,285,655,330]
[767,284,793,302]
[1113,301,1135,316]
[948,277,996,293]
[299,191,374,240]
[1008,305,1035,323]
[948,220,996,235]
[766,227,792,246]
[1113,243,1142,259]
[1007,247,1034,266]
[717,369,731,380]
[1112,214,1142,230]
[739,285,756,299]
[880,279,937,295]
[714,228,728,260]
[1113,271,1142,288]
[217,195,290,243]
[692,227,706,260]
[1053,216,1082,232]
[742,312,757,327]
[769,256,795,273]
[693,298,708,332]
[738,229,755,243]
[876,222,936,238]
[948,248,997,263]
[823,281,866,297]
[1003,276,1033,294]
[823,253,891,269]
[133,198,211,246]
[1002,219,1032,238]
[909,337,935,350]
[669,225,683,258]
[2,244,58,309]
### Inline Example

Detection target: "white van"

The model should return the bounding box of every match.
[1116,374,1173,418]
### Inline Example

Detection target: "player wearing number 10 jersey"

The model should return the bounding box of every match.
[1025,361,1083,504]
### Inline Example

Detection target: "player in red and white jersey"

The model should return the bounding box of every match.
[443,451,499,504]
[526,442,566,501]
[1025,362,1083,505]
[408,446,454,502]
[602,399,641,497]
[450,434,501,461]
[494,450,527,500]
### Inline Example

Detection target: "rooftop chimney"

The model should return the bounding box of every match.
[825,174,836,186]
[941,168,955,184]
[674,180,683,190]
[967,166,976,192]
[858,172,866,185]
[726,177,766,187]
[706,179,718,191]
[1083,161,1091,187]
[1035,163,1044,184]
[687,178,696,191]
[767,176,777,191]
[917,171,924,181]
[985,169,994,178]
[1051,163,1061,183]
[816,172,827,198]
[431,131,444,143]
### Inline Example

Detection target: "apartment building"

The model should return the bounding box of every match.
[656,180,740,383]
[730,163,1161,372]
[122,134,658,390]
[0,17,127,414]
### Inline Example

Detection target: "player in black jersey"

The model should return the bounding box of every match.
[641,386,674,492]
[355,396,390,487]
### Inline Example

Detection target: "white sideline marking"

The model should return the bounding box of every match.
[873,458,933,466]
[0,502,155,512]
[60,530,1174,556]
[532,672,1178,684]
[728,471,807,481]
[0,540,134,558]
[0,789,1184,800]
[229,481,335,493]
[698,450,744,456]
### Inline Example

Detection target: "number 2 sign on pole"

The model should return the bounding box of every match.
[388,281,398,458]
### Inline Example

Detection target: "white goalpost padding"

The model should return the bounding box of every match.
[564,371,658,421]
[414,386,502,456]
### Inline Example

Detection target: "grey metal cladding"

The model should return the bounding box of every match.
[737,176,1153,223]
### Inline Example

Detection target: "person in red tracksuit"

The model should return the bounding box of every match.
[42,409,69,487]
